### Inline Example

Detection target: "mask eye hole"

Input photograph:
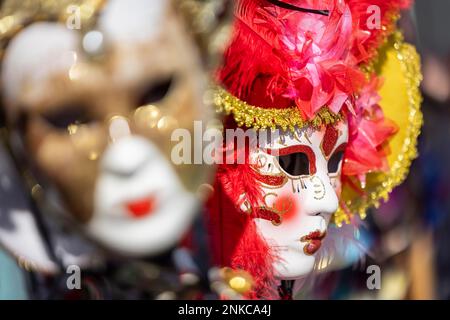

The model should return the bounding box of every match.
[328,151,344,174]
[278,152,310,176]
[41,105,94,130]
[138,76,174,107]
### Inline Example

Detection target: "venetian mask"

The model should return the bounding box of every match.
[0,0,230,257]
[207,0,422,299]
[243,121,348,279]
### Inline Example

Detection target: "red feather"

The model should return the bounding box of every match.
[206,116,279,298]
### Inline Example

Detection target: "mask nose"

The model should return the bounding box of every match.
[101,136,153,176]
[305,173,339,217]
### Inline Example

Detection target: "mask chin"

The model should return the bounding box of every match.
[273,252,316,280]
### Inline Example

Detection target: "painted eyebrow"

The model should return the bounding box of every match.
[266,0,330,16]
[333,142,348,154]
[265,145,314,157]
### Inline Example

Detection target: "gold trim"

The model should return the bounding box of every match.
[0,0,106,55]
[212,12,402,132]
[213,87,344,131]
[333,32,423,226]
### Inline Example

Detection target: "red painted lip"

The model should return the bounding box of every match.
[300,230,327,256]
[126,196,156,219]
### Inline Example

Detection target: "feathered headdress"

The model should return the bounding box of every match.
[208,0,422,298]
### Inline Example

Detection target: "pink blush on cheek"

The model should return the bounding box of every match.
[273,195,300,224]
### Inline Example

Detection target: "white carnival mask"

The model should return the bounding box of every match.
[247,121,349,280]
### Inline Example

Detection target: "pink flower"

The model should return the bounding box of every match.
[254,0,365,119]
[343,77,398,178]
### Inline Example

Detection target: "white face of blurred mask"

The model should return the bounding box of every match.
[91,135,198,256]
[247,121,349,280]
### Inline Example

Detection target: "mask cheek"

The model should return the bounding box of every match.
[257,183,305,229]
[33,132,100,222]
[270,193,300,225]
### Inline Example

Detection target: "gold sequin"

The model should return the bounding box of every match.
[213,87,344,132]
